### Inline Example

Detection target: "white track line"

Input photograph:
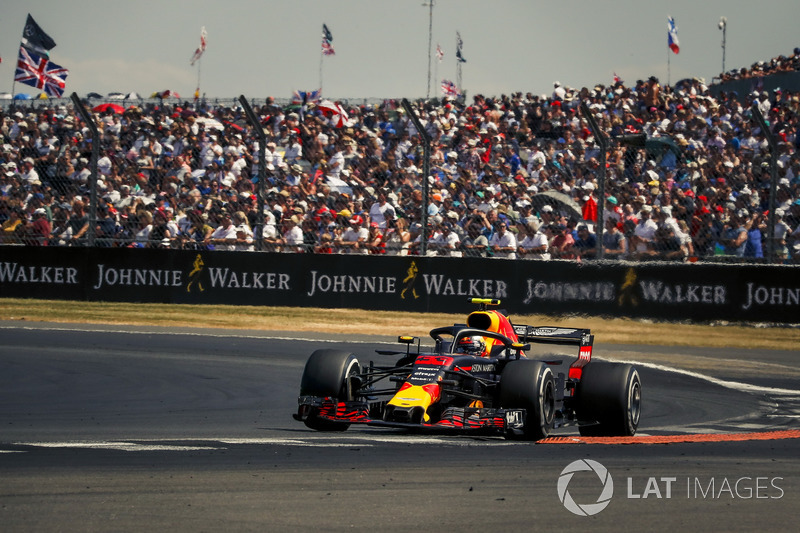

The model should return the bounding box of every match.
[7,435,519,451]
[0,324,387,345]
[600,358,800,396]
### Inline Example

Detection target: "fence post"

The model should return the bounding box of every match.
[402,98,432,255]
[751,105,778,261]
[70,92,99,247]
[581,101,609,259]
[238,95,267,251]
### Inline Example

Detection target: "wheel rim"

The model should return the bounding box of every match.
[343,359,360,401]
[542,377,556,425]
[628,377,642,427]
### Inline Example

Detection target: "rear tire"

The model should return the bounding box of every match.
[576,362,641,437]
[499,360,555,441]
[299,349,360,431]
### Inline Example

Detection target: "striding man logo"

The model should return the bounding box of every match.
[617,268,638,307]
[187,254,205,293]
[400,261,420,300]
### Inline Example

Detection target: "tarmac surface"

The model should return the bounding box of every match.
[0,322,798,531]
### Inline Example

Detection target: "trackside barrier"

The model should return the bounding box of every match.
[0,247,798,324]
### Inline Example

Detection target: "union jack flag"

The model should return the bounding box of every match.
[15,46,68,97]
[441,79,461,97]
[292,89,322,104]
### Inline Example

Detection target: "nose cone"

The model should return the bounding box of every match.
[388,383,440,422]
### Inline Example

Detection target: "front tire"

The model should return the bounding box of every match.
[498,360,555,441]
[299,349,360,431]
[576,362,641,437]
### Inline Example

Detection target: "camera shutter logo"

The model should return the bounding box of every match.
[557,459,614,516]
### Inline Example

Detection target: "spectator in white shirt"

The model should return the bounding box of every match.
[489,220,517,259]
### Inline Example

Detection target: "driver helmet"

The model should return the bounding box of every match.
[456,336,486,356]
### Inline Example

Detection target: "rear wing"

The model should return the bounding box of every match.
[513,325,593,379]
[513,325,593,348]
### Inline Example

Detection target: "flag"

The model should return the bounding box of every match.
[21,14,56,58]
[667,16,680,54]
[15,46,68,98]
[436,44,443,62]
[322,23,335,55]
[441,80,460,97]
[613,72,623,84]
[292,89,322,104]
[190,26,207,65]
[293,89,322,123]
[456,31,466,63]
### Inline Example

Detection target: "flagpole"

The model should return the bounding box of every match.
[196,57,202,103]
[434,53,439,97]
[456,33,462,95]
[667,48,671,87]
[423,1,435,99]
[319,49,324,95]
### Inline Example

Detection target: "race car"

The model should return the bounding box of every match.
[294,298,641,440]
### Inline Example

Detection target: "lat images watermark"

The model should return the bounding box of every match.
[557,460,785,516]
[557,459,614,516]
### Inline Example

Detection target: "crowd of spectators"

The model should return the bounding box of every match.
[716,47,800,83]
[2,64,800,263]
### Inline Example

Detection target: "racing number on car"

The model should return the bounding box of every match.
[415,356,454,366]
[505,410,524,429]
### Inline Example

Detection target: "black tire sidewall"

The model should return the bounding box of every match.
[299,349,360,432]
[577,362,641,436]
[499,360,555,440]
[300,349,360,400]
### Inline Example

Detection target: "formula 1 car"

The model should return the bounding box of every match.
[294,299,641,440]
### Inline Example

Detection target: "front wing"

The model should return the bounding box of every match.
[295,396,527,435]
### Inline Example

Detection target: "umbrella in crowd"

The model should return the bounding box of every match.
[13,93,31,100]
[531,191,583,221]
[223,120,245,132]
[86,92,103,99]
[92,103,125,114]
[317,99,349,128]
[107,92,125,100]
[124,92,141,100]
[194,117,225,131]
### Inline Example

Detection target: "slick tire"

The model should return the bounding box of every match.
[576,362,641,437]
[499,360,556,441]
[299,349,360,432]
